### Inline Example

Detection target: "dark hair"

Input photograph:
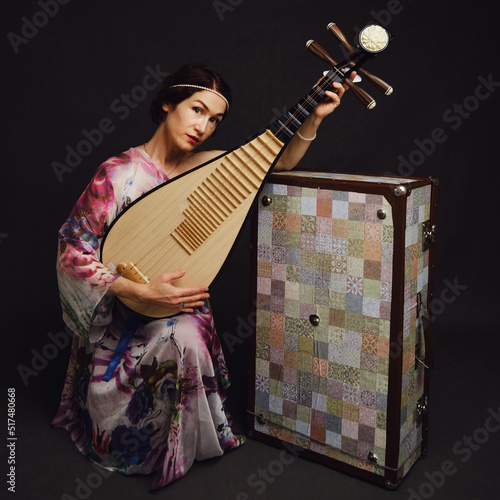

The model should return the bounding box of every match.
[150,62,232,124]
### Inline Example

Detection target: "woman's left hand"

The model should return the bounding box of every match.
[312,71,356,120]
[312,82,345,119]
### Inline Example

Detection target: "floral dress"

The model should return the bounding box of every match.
[51,147,244,490]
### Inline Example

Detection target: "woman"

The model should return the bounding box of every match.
[52,62,348,490]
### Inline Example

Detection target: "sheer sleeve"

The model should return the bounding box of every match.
[56,164,121,343]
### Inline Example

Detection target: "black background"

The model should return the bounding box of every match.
[1,0,499,499]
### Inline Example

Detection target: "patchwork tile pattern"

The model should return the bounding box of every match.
[252,173,432,478]
[399,185,431,468]
[254,180,394,475]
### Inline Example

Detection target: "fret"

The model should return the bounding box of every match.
[295,102,310,119]
[284,111,302,129]
[301,94,319,110]
[271,119,295,141]
[171,131,283,256]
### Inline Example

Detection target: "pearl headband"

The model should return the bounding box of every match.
[170,84,229,110]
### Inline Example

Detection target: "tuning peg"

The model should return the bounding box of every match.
[306,40,376,109]
[326,22,354,52]
[353,66,393,95]
[327,22,393,95]
[306,39,337,67]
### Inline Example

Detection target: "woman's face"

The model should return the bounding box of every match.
[161,90,226,151]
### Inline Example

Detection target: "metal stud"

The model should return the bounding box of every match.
[261,195,272,206]
[309,314,320,326]
[394,185,407,197]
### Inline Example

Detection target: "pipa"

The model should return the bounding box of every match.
[100,22,393,318]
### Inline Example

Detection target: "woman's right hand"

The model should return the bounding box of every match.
[109,269,209,313]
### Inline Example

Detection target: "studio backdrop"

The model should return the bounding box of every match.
[2,0,498,431]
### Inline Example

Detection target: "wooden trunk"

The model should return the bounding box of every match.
[247,170,438,488]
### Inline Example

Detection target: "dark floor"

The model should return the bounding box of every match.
[6,329,500,500]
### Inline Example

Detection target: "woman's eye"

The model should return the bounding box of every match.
[193,107,202,114]
[209,117,220,125]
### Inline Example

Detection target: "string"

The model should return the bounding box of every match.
[274,66,345,140]
[110,61,354,288]
[277,64,348,140]
[273,62,352,142]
